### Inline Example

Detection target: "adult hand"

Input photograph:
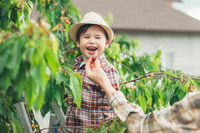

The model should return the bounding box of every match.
[85,57,116,95]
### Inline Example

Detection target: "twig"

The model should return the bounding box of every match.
[123,71,200,84]
[123,72,155,84]
[65,60,74,66]
[107,55,134,73]
[52,0,78,23]
[39,120,112,132]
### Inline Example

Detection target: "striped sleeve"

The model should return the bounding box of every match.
[108,91,200,133]
[108,91,145,121]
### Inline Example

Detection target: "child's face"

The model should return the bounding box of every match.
[76,25,109,62]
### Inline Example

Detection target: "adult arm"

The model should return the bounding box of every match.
[85,58,200,133]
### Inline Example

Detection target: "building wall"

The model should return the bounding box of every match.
[114,30,200,76]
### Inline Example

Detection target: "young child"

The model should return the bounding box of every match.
[66,12,120,133]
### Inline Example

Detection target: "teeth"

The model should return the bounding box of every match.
[87,47,97,50]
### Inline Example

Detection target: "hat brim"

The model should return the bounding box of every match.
[69,22,114,43]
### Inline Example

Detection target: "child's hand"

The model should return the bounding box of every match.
[85,57,107,85]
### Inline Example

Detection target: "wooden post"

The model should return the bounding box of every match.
[14,102,33,133]
[51,99,68,133]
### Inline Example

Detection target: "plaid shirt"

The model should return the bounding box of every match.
[108,91,200,133]
[66,54,120,133]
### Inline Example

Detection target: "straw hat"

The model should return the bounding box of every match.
[69,12,114,43]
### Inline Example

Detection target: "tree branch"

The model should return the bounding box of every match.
[52,0,78,23]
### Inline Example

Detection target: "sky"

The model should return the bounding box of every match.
[172,0,200,20]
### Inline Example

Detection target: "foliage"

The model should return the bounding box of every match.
[0,0,200,132]
[0,0,82,132]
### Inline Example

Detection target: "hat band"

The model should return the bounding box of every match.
[82,21,108,27]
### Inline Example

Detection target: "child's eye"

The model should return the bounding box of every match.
[96,36,101,39]
[84,36,89,38]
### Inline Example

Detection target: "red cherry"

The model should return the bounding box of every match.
[59,23,62,27]
[92,57,97,62]
[65,19,71,25]
[62,29,66,33]
[68,50,74,53]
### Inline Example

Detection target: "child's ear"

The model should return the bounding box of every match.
[75,40,80,47]
[104,41,110,49]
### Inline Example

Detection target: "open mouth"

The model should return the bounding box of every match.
[87,46,97,52]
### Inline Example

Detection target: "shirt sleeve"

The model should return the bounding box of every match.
[108,91,200,133]
[106,67,120,91]
[101,66,120,118]
[108,91,145,121]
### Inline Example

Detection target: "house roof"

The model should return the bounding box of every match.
[71,0,200,33]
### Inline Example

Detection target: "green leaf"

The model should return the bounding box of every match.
[119,121,127,133]
[144,87,152,105]
[137,85,143,96]
[126,72,134,81]
[132,51,137,62]
[0,68,11,91]
[152,78,159,89]
[45,47,59,76]
[100,124,107,133]
[45,77,54,102]
[40,102,51,117]
[0,45,10,73]
[170,95,179,106]
[11,10,18,23]
[30,59,48,87]
[152,55,160,71]
[65,23,70,42]
[131,88,137,102]
[12,121,24,133]
[33,86,46,111]
[184,80,190,90]
[0,96,7,118]
[188,77,197,89]
[86,128,94,133]
[10,112,20,122]
[0,7,9,30]
[161,75,167,90]
[138,95,147,113]
[162,82,178,106]
[74,71,83,90]
[155,49,162,58]
[6,38,22,74]
[178,85,188,99]
[0,121,10,133]
[68,69,82,108]
[53,84,63,107]
[56,71,70,86]
[110,122,116,132]
[24,76,37,109]
[13,62,26,97]
[144,54,152,71]
[164,71,178,78]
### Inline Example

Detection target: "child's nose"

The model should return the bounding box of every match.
[89,38,95,44]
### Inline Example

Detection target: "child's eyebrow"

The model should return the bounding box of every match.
[83,33,90,36]
[95,34,103,36]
